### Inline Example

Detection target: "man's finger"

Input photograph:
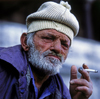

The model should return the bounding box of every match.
[75,86,93,98]
[70,65,77,80]
[83,63,89,69]
[78,64,91,82]
[70,65,78,97]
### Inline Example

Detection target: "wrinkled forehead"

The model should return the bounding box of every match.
[34,29,71,44]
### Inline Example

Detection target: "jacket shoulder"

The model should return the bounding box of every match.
[0,45,28,73]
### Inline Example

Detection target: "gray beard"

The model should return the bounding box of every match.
[27,43,65,76]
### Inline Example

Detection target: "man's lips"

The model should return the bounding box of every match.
[46,54,61,61]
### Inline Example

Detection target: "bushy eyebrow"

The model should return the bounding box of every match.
[46,33,56,38]
[41,32,70,44]
[46,33,69,42]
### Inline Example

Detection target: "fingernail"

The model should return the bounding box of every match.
[70,80,74,84]
[79,67,83,71]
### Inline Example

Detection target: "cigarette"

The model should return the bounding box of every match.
[84,69,98,73]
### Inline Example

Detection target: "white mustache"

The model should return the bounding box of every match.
[42,50,64,62]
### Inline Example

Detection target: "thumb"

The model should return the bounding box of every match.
[70,65,77,80]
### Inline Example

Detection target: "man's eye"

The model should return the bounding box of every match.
[62,43,68,49]
[42,36,53,42]
[43,37,52,40]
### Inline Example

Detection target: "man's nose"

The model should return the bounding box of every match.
[50,39,62,54]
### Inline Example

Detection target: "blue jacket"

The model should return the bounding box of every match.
[0,45,71,99]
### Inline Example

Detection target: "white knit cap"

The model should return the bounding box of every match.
[26,1,79,44]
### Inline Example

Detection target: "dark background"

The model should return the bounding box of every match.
[0,0,100,42]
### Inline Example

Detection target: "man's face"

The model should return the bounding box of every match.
[27,29,70,75]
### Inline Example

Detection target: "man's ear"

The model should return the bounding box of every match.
[20,33,29,51]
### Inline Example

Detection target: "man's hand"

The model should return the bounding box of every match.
[70,64,93,99]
